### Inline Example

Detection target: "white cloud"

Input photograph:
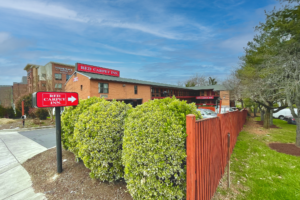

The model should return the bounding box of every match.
[99,21,182,40]
[220,33,254,52]
[41,55,122,64]
[0,32,10,43]
[0,32,31,53]
[0,0,88,22]
[0,0,210,40]
[100,43,157,57]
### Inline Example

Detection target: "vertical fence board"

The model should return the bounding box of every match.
[186,114,196,200]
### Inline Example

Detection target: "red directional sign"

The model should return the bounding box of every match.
[33,92,79,108]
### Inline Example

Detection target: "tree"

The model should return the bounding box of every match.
[183,74,218,87]
[43,74,61,121]
[240,0,300,145]
[208,77,217,85]
[185,80,197,87]
[254,0,300,145]
[16,93,33,116]
[237,23,291,129]
[223,71,244,108]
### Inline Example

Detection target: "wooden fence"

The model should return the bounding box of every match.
[186,110,248,200]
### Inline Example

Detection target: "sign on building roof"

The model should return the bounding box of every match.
[76,63,120,77]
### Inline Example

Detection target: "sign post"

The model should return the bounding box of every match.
[32,92,79,173]
[55,107,62,173]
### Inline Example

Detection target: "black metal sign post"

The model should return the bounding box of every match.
[32,92,79,174]
[55,107,62,173]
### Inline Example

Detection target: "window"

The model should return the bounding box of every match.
[42,83,46,87]
[156,89,159,93]
[55,73,62,80]
[200,91,204,96]
[81,85,83,91]
[42,74,46,78]
[134,85,138,94]
[55,83,62,89]
[66,74,72,81]
[98,83,108,93]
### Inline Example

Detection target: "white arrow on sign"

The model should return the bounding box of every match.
[68,96,76,103]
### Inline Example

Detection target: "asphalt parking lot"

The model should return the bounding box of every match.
[19,128,56,149]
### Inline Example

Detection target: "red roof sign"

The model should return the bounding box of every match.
[76,63,120,77]
[33,92,79,108]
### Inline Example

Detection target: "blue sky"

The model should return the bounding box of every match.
[0,0,279,85]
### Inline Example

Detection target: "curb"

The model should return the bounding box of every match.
[0,126,55,132]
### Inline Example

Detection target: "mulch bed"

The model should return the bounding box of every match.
[269,143,300,157]
[255,121,281,129]
[22,148,133,200]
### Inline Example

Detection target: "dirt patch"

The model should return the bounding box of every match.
[0,118,55,130]
[255,121,281,129]
[0,118,16,125]
[269,143,300,157]
[242,118,270,135]
[22,148,133,200]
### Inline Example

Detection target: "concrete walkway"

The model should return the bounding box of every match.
[0,131,47,200]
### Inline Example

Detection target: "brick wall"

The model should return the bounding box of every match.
[220,90,230,106]
[65,73,152,102]
[65,73,91,99]
[90,80,151,103]
[0,86,13,108]
[13,83,28,103]
[51,63,75,92]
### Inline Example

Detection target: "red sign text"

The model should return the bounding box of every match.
[76,63,120,77]
[196,96,214,99]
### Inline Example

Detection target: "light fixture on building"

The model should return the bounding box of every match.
[123,84,126,87]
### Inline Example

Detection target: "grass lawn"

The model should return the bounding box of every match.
[215,117,300,200]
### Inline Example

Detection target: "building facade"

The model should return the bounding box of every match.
[65,63,233,108]
[0,85,13,108]
[13,76,28,104]
[24,62,75,93]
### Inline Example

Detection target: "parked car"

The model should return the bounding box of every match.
[229,107,238,111]
[284,115,293,121]
[215,107,236,114]
[287,117,297,125]
[197,109,218,119]
[273,108,298,120]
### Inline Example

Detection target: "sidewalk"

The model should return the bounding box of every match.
[0,126,55,133]
[0,131,47,200]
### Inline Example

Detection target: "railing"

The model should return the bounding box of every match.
[186,110,248,200]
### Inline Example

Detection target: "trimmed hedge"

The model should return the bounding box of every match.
[61,97,103,153]
[122,97,201,199]
[74,100,132,182]
[35,108,49,120]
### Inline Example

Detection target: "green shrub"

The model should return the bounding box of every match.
[28,108,37,119]
[15,109,22,118]
[61,97,102,152]
[0,105,4,118]
[74,100,132,182]
[122,97,201,200]
[35,108,49,120]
